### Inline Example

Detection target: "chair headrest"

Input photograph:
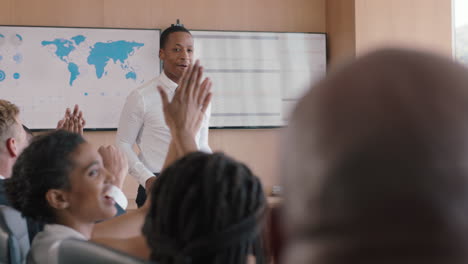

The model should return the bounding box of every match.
[57,238,151,264]
[0,206,28,239]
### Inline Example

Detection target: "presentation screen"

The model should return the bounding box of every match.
[192,30,327,128]
[0,26,160,130]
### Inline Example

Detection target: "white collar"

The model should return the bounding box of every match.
[160,71,178,94]
[44,224,87,240]
[0,175,4,180]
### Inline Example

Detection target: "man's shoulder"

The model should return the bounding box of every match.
[0,180,10,206]
[131,76,163,98]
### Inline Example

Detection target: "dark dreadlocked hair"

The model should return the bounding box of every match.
[4,130,85,223]
[142,152,267,264]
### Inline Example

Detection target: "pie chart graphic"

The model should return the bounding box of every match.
[11,34,23,46]
[0,70,6,82]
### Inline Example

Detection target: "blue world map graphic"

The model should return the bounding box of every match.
[41,35,144,86]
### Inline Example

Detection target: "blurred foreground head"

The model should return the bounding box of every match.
[283,49,468,264]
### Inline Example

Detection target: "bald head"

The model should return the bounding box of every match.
[283,49,468,263]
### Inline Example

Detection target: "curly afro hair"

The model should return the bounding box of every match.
[5,130,85,223]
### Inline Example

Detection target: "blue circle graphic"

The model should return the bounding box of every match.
[13,53,23,64]
[0,70,5,82]
[13,73,20,80]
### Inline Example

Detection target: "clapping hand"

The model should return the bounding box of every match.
[157,60,212,138]
[98,145,129,189]
[56,104,86,135]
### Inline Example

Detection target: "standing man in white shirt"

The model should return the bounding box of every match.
[116,24,211,207]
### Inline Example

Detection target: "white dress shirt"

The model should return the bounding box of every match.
[30,224,86,264]
[116,71,211,186]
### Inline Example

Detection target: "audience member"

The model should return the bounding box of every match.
[0,99,29,198]
[143,151,267,264]
[282,49,468,263]
[5,131,146,264]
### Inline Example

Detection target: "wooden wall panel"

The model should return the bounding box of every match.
[0,0,325,32]
[0,0,13,24]
[2,0,104,27]
[326,0,356,68]
[209,129,281,194]
[355,0,452,57]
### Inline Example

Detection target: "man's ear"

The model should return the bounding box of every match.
[5,137,18,158]
[45,189,70,210]
[159,48,165,60]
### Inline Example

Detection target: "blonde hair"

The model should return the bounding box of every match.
[0,99,20,145]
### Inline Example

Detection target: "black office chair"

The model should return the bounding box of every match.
[57,238,152,264]
[0,205,30,264]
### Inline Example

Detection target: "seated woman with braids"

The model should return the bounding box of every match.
[4,61,213,264]
[142,151,268,264]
